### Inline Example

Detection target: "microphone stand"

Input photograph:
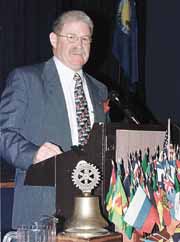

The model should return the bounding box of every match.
[109,91,140,126]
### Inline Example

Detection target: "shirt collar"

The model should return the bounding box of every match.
[53,56,84,82]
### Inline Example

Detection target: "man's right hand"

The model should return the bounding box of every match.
[33,142,63,164]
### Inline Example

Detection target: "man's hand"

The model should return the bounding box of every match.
[33,142,63,164]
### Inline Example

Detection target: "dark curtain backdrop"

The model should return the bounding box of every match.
[0,0,120,93]
[145,0,180,125]
[0,0,146,108]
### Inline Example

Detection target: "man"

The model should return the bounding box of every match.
[0,10,108,228]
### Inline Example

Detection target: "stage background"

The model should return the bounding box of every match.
[0,0,180,238]
[145,0,180,125]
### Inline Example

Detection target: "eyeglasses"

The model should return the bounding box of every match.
[55,33,92,44]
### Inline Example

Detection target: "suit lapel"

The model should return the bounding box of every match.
[85,74,105,123]
[41,58,72,150]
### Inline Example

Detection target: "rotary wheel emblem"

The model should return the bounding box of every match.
[72,160,101,194]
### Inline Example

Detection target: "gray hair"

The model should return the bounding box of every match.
[52,10,94,35]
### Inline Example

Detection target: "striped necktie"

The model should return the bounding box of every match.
[74,73,91,146]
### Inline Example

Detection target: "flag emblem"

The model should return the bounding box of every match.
[117,0,131,34]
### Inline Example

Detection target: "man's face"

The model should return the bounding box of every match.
[50,21,92,71]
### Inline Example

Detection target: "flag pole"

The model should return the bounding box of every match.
[167,118,171,159]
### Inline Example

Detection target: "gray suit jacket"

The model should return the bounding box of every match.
[0,58,108,228]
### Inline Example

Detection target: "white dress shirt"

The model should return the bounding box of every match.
[53,56,94,146]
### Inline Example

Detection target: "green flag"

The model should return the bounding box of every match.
[106,161,116,221]
[142,152,148,174]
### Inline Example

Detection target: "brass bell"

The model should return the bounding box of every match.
[64,195,109,238]
[64,160,109,238]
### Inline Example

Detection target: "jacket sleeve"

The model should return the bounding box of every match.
[0,69,39,170]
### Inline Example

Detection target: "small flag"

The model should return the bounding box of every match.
[163,129,168,151]
[141,151,148,174]
[174,192,180,221]
[124,185,159,234]
[153,189,171,228]
[106,160,116,218]
[110,174,128,230]
[174,172,180,192]
[176,159,180,182]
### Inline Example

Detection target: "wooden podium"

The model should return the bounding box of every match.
[25,123,113,224]
[24,122,166,236]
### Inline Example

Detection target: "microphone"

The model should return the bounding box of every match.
[109,90,140,125]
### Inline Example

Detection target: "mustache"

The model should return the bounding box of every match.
[70,48,85,55]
